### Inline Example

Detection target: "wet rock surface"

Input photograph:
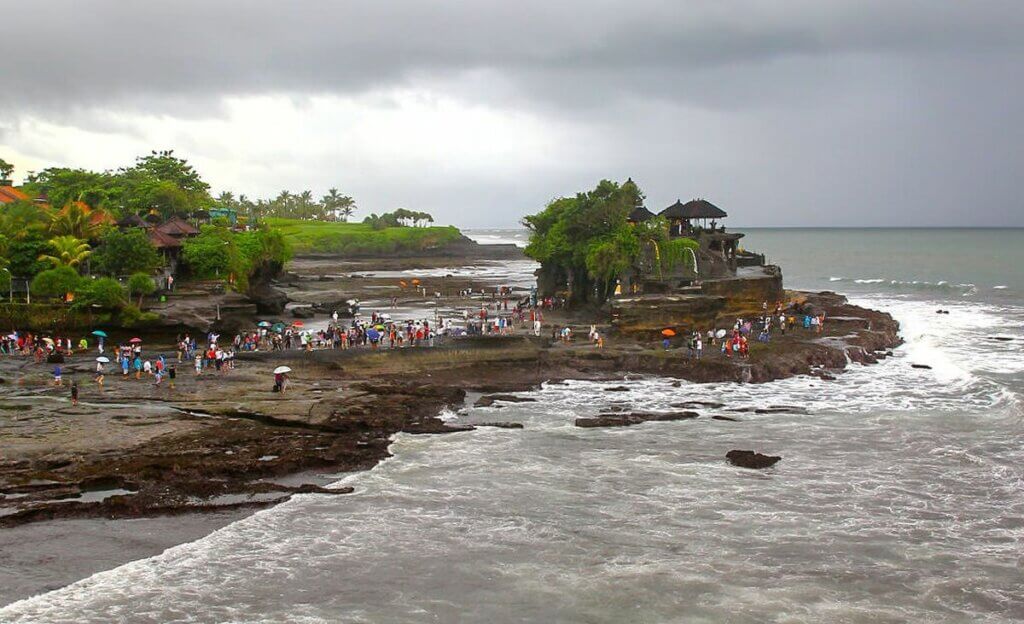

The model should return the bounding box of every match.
[0,289,899,527]
[575,411,699,428]
[726,450,782,469]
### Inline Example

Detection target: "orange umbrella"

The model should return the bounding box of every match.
[399,280,408,288]
[661,329,676,337]
[411,278,421,286]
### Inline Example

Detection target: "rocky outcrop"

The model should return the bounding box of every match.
[726,450,781,469]
[473,394,537,408]
[575,411,698,428]
[247,281,290,315]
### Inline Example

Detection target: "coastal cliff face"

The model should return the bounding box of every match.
[610,266,785,336]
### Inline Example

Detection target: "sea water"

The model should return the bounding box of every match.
[2,229,1022,623]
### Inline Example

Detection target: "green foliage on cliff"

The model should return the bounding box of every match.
[524,178,664,304]
[265,217,462,256]
[181,225,292,290]
[659,237,700,273]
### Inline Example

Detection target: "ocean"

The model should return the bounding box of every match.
[2,228,1022,623]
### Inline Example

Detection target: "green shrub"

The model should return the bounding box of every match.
[75,277,126,308]
[31,266,83,300]
[127,272,157,306]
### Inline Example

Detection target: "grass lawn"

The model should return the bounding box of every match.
[265,218,465,255]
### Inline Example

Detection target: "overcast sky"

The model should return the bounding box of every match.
[1,1,1022,227]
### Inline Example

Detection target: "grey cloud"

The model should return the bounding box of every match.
[0,0,1022,226]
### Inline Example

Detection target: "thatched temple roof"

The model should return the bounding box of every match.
[660,199,727,220]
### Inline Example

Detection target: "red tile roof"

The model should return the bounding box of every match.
[0,186,29,204]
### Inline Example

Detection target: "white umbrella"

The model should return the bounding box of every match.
[96,356,110,363]
[715,329,727,339]
[273,366,292,374]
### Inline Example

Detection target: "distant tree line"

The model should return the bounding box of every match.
[363,208,434,230]
[216,188,356,223]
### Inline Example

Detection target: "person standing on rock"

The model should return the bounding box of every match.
[696,337,703,359]
[70,380,79,406]
[168,363,176,389]
[194,352,203,375]
[95,360,105,386]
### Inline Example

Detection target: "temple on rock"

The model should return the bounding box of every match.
[619,197,769,296]
[613,196,783,334]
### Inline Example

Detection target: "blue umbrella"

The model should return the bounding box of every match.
[366,328,381,341]
[91,330,108,337]
[257,321,271,328]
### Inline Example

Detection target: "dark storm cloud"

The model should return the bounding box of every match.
[1,0,1022,226]
[2,0,1021,112]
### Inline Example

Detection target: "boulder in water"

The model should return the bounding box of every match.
[726,450,781,469]
[575,411,698,428]
[911,363,932,370]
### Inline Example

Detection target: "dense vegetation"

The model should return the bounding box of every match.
[182,225,291,290]
[524,179,697,304]
[0,153,293,315]
[266,218,462,256]
[1,152,455,324]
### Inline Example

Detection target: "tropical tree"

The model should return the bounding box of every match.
[0,157,13,181]
[523,178,651,305]
[48,202,112,241]
[39,235,91,268]
[127,272,156,307]
[217,191,236,208]
[91,228,162,276]
[31,266,83,301]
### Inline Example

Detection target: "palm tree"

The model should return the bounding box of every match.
[217,191,236,208]
[48,202,110,241]
[39,235,91,268]
[298,190,315,220]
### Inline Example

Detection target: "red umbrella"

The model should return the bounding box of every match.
[292,321,304,327]
[129,337,143,344]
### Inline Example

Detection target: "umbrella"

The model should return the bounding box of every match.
[91,330,108,337]
[96,356,110,363]
[257,321,271,328]
[399,280,408,288]
[715,329,727,339]
[366,328,381,341]
[273,366,292,374]
[411,278,421,285]
[129,337,143,344]
[292,321,304,327]
[661,329,676,337]
[271,323,286,333]
[42,337,55,344]
[375,324,385,331]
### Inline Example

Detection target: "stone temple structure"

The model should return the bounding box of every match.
[612,198,784,334]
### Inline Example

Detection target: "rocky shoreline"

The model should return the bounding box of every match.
[0,290,900,530]
[0,243,901,605]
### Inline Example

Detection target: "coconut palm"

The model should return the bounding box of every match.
[39,235,92,268]
[48,202,111,241]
